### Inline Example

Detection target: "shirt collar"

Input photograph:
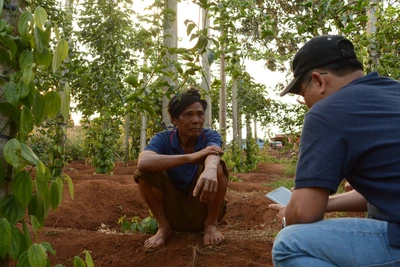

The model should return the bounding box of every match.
[170,128,204,152]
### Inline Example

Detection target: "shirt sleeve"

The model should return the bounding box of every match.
[144,132,169,155]
[204,129,223,148]
[295,112,346,193]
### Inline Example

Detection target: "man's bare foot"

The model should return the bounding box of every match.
[144,227,174,248]
[203,224,224,246]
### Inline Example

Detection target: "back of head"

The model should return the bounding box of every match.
[168,87,207,120]
[280,35,364,96]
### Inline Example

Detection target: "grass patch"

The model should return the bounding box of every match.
[229,175,243,182]
[283,163,296,177]
[264,178,295,189]
[259,149,290,164]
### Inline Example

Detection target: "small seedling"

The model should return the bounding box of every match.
[118,211,158,234]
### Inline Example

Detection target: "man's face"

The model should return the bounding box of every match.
[172,102,205,138]
[298,72,329,108]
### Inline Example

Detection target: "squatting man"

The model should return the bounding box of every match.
[134,87,228,248]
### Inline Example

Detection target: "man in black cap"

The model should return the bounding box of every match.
[134,87,228,248]
[269,35,400,266]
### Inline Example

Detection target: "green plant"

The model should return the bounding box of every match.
[64,125,85,162]
[258,148,293,165]
[35,118,69,178]
[118,213,158,235]
[264,178,295,190]
[82,115,122,174]
[228,175,242,182]
[243,138,261,172]
[0,3,92,266]
[223,138,260,175]
[65,137,85,162]
[29,134,51,164]
[59,250,94,267]
[283,163,296,177]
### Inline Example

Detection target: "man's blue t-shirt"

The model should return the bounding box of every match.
[144,128,222,193]
[295,72,400,247]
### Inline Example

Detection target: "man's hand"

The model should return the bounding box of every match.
[193,166,218,202]
[268,204,286,220]
[189,146,224,165]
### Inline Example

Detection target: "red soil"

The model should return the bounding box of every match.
[22,161,360,267]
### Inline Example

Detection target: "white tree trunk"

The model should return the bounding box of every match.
[201,4,212,128]
[253,117,258,140]
[367,0,378,66]
[162,0,178,128]
[140,114,147,152]
[232,79,238,143]
[140,57,149,152]
[238,113,243,150]
[124,114,130,163]
[219,33,227,147]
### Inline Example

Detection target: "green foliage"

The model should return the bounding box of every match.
[223,138,260,175]
[118,214,158,235]
[204,0,400,142]
[243,138,261,172]
[83,115,122,174]
[29,134,50,164]
[67,0,138,118]
[30,125,86,164]
[34,118,68,178]
[283,163,296,178]
[65,137,85,163]
[259,150,287,164]
[0,2,86,265]
[264,178,295,190]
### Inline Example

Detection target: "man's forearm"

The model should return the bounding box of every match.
[284,187,328,226]
[204,154,220,171]
[138,153,191,172]
[326,190,368,212]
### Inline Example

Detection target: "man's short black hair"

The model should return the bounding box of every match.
[301,60,364,84]
[168,87,207,120]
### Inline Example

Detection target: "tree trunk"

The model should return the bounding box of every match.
[367,0,378,67]
[124,114,130,164]
[140,57,149,152]
[246,114,252,140]
[253,116,258,140]
[53,0,74,175]
[238,112,243,152]
[162,0,177,128]
[1,2,23,266]
[140,114,147,152]
[219,32,227,148]
[201,3,212,128]
[232,79,238,144]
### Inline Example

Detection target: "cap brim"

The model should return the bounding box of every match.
[280,75,303,97]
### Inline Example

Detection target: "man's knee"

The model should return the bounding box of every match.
[134,170,165,191]
[217,161,229,189]
[272,226,298,263]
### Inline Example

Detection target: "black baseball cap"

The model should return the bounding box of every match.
[280,35,359,96]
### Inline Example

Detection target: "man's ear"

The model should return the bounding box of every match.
[313,72,327,94]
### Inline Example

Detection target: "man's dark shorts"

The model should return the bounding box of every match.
[134,161,229,232]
